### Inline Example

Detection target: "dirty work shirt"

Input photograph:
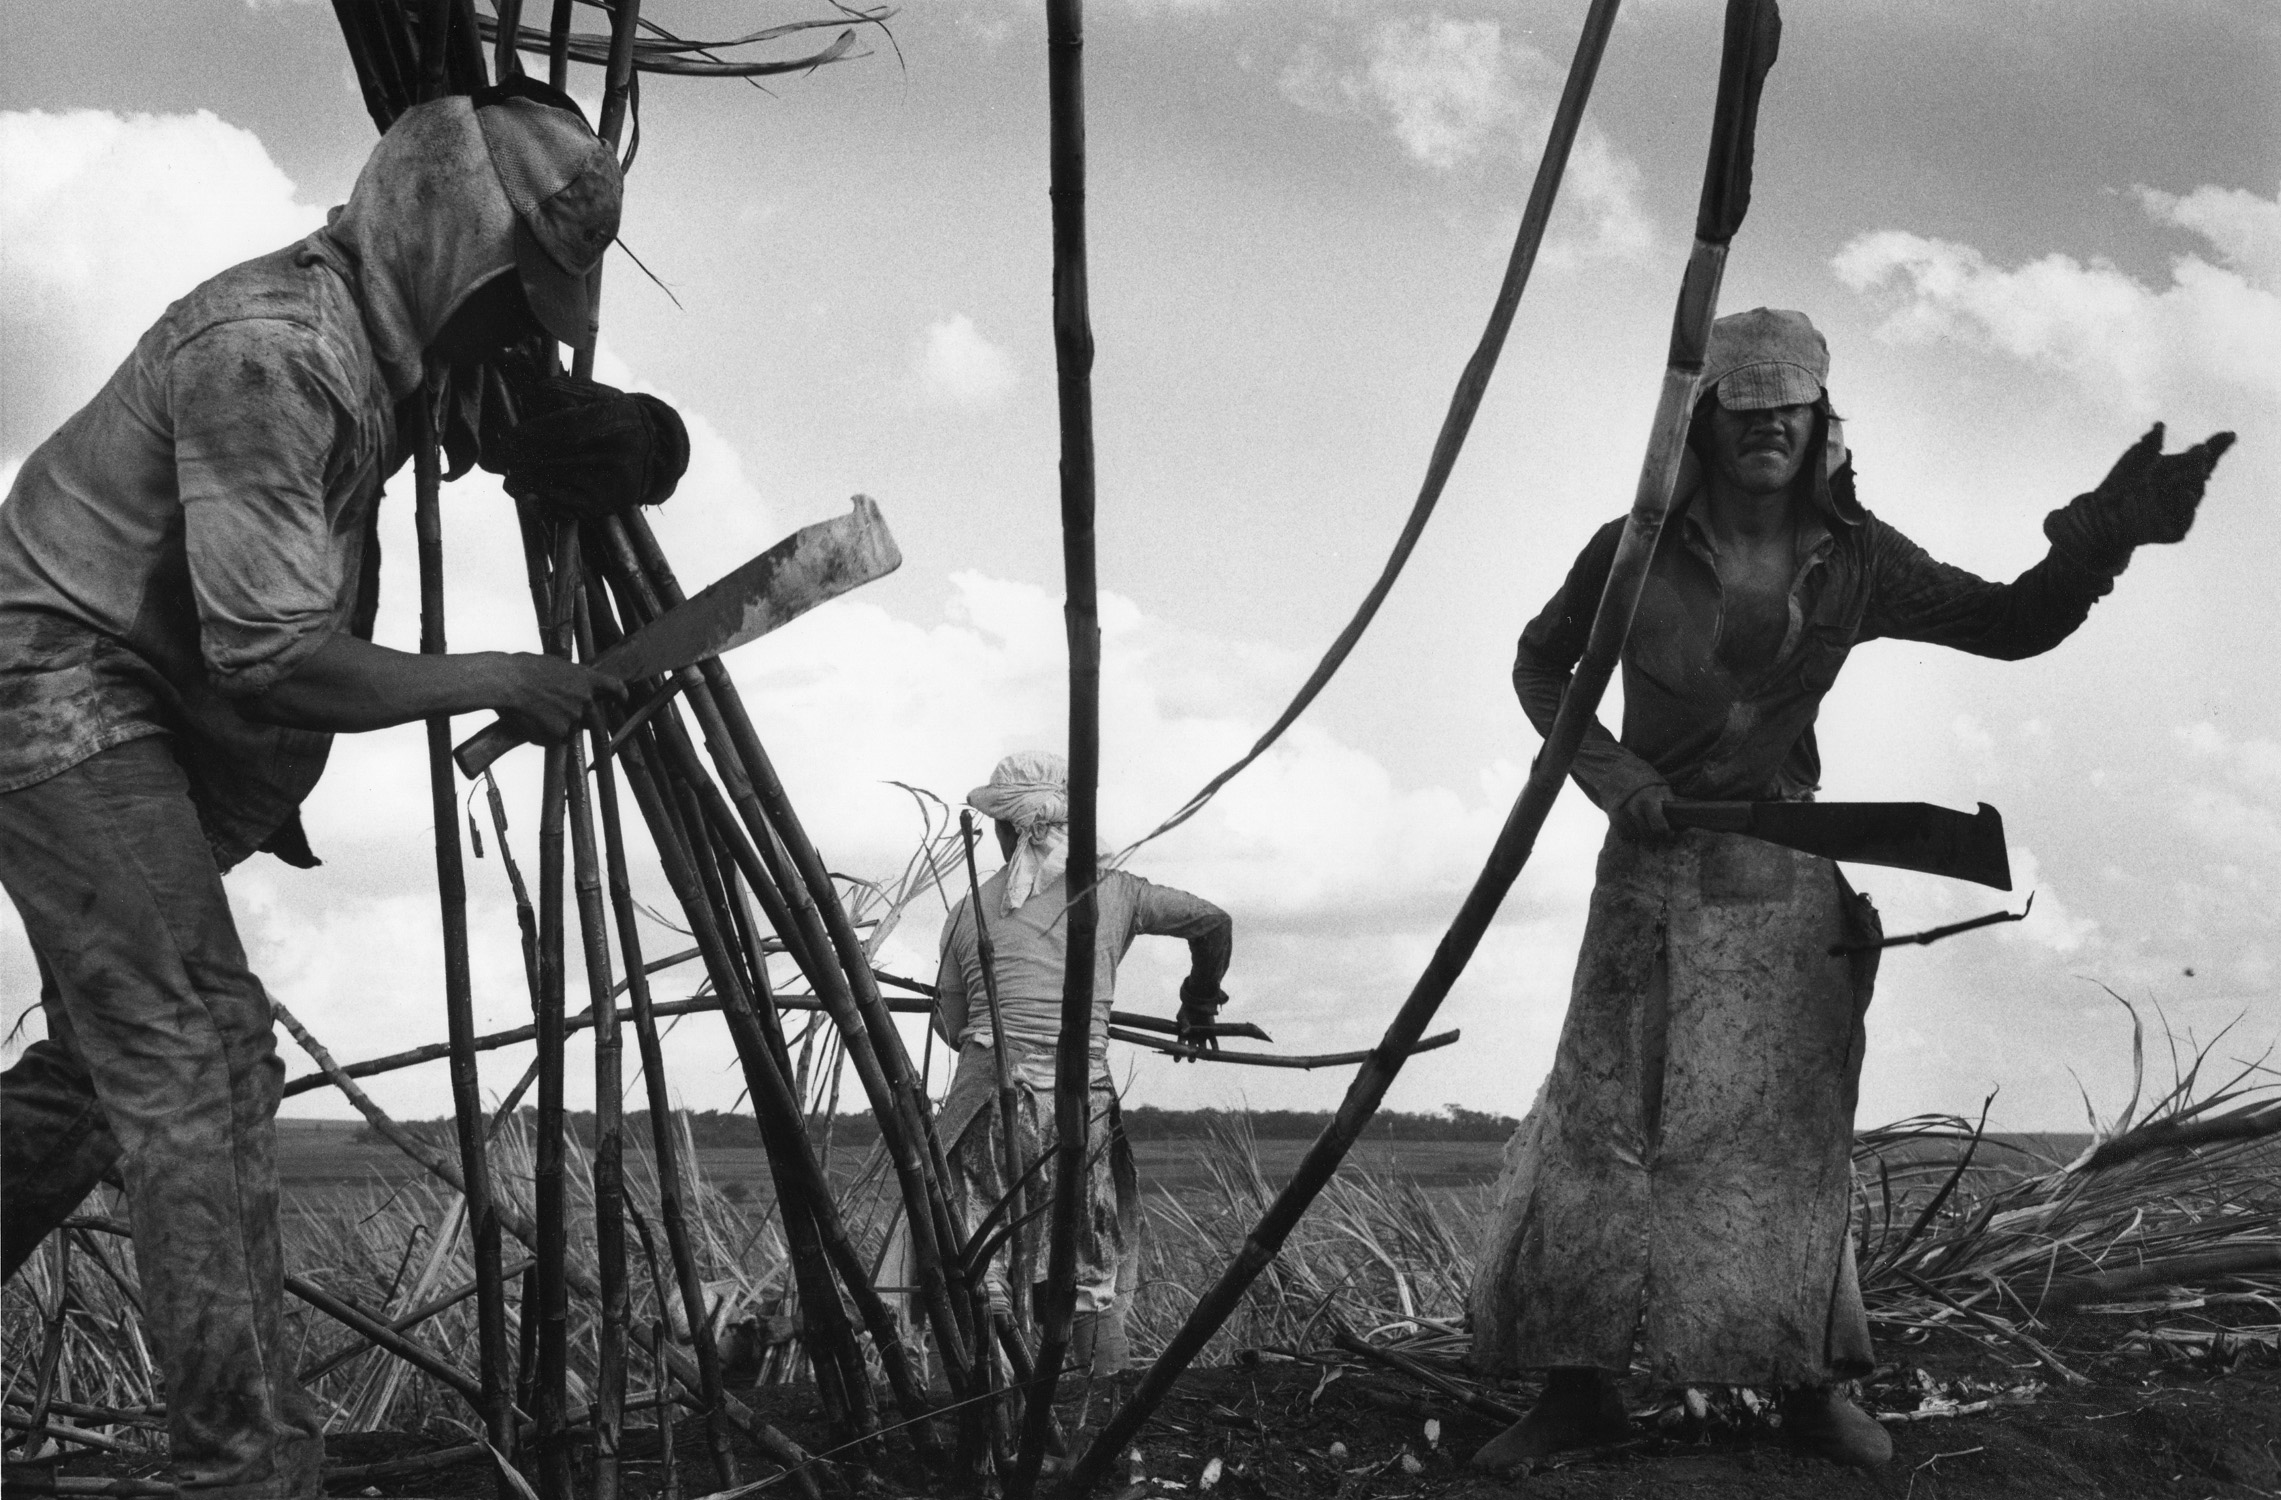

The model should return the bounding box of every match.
[934,868,1230,1309]
[0,239,398,869]
[1470,486,2112,1385]
[934,867,1232,1090]
[1513,491,2118,811]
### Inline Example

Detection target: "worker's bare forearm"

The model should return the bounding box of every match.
[240,634,610,737]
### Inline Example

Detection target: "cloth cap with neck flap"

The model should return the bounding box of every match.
[475,93,621,349]
[967,751,1072,916]
[1699,306,1860,525]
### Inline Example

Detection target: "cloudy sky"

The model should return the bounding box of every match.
[3,0,2276,1136]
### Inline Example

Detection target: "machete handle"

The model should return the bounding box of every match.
[1663,799,1752,833]
[1695,0,1782,245]
[453,719,527,778]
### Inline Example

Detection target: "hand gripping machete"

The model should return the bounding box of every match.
[453,495,901,777]
[1663,798,2012,889]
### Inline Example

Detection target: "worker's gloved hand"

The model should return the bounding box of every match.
[1175,975,1227,1060]
[483,374,691,519]
[2044,423,2236,575]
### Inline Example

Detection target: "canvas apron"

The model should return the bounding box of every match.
[1470,825,1882,1387]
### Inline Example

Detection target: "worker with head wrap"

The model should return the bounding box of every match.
[933,751,1234,1378]
[1467,309,2233,1472]
[0,81,686,1498]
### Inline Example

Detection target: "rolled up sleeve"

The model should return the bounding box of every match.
[1132,879,1233,992]
[170,319,354,698]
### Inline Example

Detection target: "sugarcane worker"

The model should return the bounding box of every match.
[0,81,686,1499]
[1468,308,2234,1471]
[932,750,1234,1376]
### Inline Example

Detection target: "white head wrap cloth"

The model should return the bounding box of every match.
[967,751,1070,916]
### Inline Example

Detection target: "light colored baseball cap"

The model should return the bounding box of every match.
[1702,307,1828,410]
[475,95,622,349]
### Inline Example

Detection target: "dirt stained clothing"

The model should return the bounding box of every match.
[0,97,525,869]
[0,740,325,1496]
[0,98,530,1499]
[934,868,1230,1310]
[1470,486,2114,1386]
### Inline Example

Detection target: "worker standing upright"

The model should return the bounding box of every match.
[933,750,1234,1377]
[1469,308,2233,1471]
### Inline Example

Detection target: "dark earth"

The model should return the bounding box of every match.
[22,1316,2278,1498]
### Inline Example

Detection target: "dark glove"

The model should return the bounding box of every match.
[1175,975,1227,1059]
[2044,423,2236,575]
[483,374,690,519]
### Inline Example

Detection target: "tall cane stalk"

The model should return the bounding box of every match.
[607,722,887,1429]
[1012,0,1102,1490]
[572,0,643,380]
[619,512,969,1239]
[959,811,1031,1336]
[1066,2,1783,1486]
[624,694,934,1433]
[596,517,978,1394]
[563,625,628,1500]
[1118,0,1628,859]
[526,518,577,1500]
[586,635,743,1488]
[412,390,516,1468]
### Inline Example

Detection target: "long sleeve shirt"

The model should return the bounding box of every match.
[935,867,1232,1084]
[1514,492,2117,809]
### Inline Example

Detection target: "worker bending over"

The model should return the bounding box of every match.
[0,81,683,1498]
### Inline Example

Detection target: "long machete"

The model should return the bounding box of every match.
[1664,798,2012,890]
[453,495,901,777]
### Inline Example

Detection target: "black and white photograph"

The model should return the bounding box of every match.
[2,2,2274,1496]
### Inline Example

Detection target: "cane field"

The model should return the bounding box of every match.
[7,999,2277,1500]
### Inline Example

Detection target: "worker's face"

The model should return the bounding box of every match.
[1705,400,1816,498]
[430,270,541,363]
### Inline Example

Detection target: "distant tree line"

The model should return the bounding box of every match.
[1119,1104,1519,1142]
[370,1102,1518,1150]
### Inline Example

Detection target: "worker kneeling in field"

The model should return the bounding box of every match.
[1467,309,2233,1471]
[0,82,684,1498]
[933,751,1234,1377]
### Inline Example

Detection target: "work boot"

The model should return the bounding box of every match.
[1780,1383,1893,1469]
[1468,1367,1631,1471]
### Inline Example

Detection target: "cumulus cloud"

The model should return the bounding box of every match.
[0,109,327,455]
[909,313,1018,410]
[710,568,1606,1112]
[1277,16,1655,264]
[1831,182,2281,418]
[2173,722,2281,858]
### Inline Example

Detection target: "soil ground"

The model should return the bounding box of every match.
[21,1317,2277,1498]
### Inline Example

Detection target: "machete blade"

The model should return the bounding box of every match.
[599,493,902,683]
[451,496,900,777]
[1747,800,2011,890]
[1665,799,2013,890]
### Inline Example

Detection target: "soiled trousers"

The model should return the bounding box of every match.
[939,1045,1136,1315]
[0,737,321,1498]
